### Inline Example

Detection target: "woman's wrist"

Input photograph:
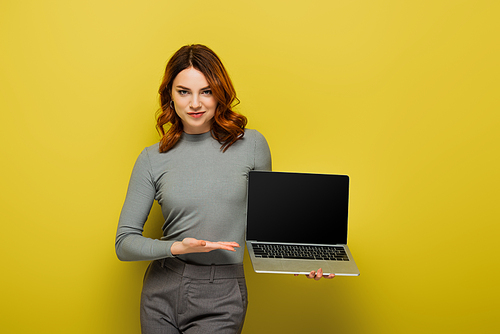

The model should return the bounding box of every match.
[170,241,183,256]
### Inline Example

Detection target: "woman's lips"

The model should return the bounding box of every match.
[187,112,205,118]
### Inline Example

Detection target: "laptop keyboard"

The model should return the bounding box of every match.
[251,243,349,261]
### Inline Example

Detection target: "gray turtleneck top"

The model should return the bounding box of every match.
[115,129,272,265]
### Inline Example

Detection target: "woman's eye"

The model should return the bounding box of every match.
[178,90,189,95]
[202,90,212,95]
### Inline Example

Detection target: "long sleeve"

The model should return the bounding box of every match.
[115,149,175,261]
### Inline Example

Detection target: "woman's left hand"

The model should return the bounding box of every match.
[294,268,335,280]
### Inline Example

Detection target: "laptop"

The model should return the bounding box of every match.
[246,170,360,276]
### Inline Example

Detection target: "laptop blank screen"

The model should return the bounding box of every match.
[246,171,349,245]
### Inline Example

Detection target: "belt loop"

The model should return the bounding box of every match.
[209,264,215,283]
[160,258,166,268]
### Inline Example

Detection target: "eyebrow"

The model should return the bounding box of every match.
[175,85,211,91]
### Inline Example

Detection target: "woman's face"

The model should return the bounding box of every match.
[171,67,217,134]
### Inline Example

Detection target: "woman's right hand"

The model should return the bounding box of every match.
[170,237,240,256]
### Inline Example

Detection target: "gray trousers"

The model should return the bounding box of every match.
[140,257,248,334]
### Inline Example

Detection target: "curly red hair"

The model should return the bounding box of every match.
[156,44,247,153]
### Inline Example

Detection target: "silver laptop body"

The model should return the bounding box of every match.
[246,171,360,276]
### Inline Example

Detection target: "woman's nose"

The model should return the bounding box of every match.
[190,97,202,109]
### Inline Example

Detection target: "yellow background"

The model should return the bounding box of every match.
[1,1,498,333]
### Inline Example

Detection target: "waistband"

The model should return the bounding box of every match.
[159,257,245,282]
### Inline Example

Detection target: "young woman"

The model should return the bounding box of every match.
[115,44,332,334]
